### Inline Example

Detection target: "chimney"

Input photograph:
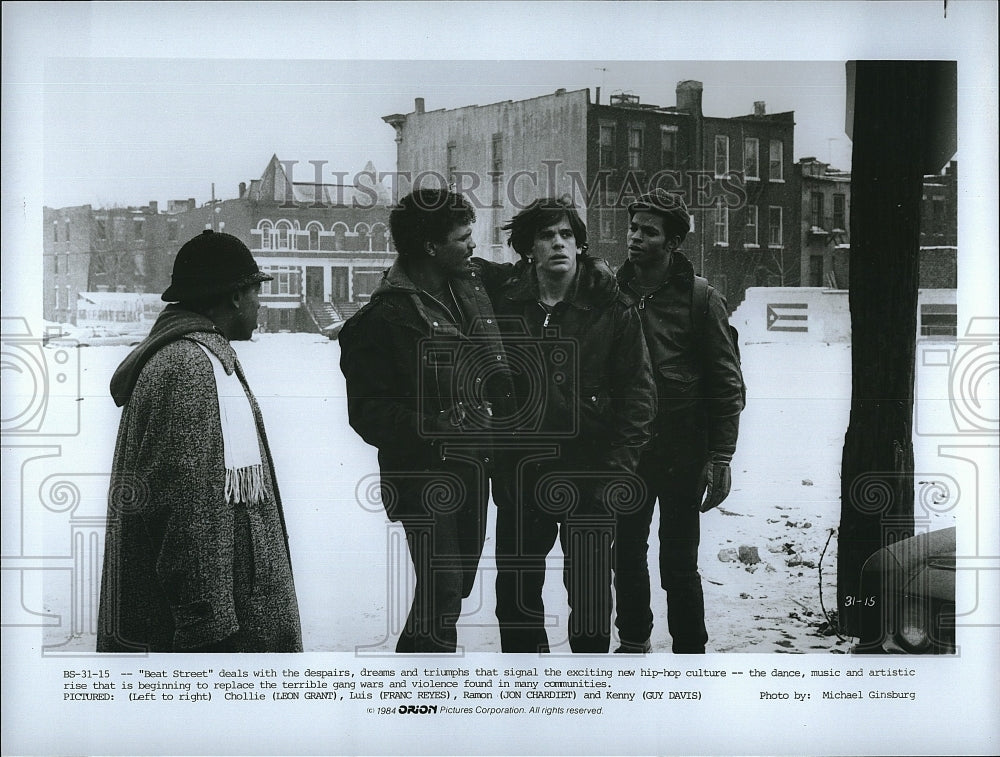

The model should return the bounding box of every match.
[754,101,766,116]
[415,97,425,115]
[239,181,246,198]
[188,198,196,211]
[676,80,703,117]
[595,86,601,104]
[149,201,158,214]
[555,88,566,96]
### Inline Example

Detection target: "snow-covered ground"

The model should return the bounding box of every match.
[38,333,959,654]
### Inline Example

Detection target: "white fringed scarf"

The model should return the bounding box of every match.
[196,343,265,505]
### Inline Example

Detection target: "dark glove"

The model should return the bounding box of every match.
[698,458,732,512]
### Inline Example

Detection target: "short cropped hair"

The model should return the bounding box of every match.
[502,196,588,259]
[389,189,476,258]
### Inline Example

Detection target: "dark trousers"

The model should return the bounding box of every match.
[495,494,614,654]
[613,452,708,653]
[396,496,487,653]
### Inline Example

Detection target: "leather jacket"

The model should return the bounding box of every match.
[616,251,744,463]
[339,259,515,519]
[480,255,656,477]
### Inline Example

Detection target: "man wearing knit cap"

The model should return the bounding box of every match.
[613,189,745,654]
[97,230,302,653]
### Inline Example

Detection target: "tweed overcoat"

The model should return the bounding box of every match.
[97,309,302,652]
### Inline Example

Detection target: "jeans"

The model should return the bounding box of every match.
[613,452,708,654]
[495,468,615,654]
[395,492,487,653]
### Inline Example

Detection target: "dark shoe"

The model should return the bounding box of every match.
[614,639,652,654]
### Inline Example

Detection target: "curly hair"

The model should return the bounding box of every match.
[502,195,588,259]
[389,189,476,258]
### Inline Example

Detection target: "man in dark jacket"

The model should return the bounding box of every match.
[613,189,745,654]
[339,189,514,652]
[487,196,656,653]
[98,231,302,653]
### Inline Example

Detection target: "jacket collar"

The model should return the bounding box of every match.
[503,254,617,309]
[617,250,696,294]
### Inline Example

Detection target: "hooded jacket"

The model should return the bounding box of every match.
[616,251,744,462]
[97,306,302,652]
[339,259,516,520]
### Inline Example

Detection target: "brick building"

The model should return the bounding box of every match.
[794,158,957,290]
[796,157,852,288]
[382,81,798,309]
[41,156,394,331]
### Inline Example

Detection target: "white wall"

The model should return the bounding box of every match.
[731,287,957,344]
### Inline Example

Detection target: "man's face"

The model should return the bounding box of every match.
[232,284,261,341]
[430,223,476,279]
[531,216,579,278]
[627,210,672,268]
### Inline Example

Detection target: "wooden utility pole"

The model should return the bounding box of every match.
[838,61,956,636]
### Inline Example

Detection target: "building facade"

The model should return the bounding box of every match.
[794,158,957,291]
[42,156,394,332]
[796,157,852,289]
[383,82,799,310]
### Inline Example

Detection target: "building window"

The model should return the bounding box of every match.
[308,225,320,250]
[744,137,759,180]
[745,205,758,246]
[447,141,457,184]
[53,222,59,243]
[259,221,273,249]
[96,219,107,240]
[714,135,730,177]
[810,192,825,227]
[53,254,59,274]
[769,139,784,181]
[599,123,615,168]
[134,218,144,239]
[167,218,178,241]
[275,221,292,250]
[714,199,729,246]
[64,220,70,241]
[660,126,677,168]
[833,194,846,230]
[628,125,643,170]
[768,206,783,246]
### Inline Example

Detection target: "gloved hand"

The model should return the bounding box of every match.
[698,458,732,512]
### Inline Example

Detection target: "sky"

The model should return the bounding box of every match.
[41,58,852,210]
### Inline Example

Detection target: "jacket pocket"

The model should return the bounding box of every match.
[578,382,612,442]
[656,363,700,402]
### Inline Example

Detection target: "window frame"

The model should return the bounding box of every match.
[769,139,784,182]
[744,137,759,180]
[768,205,783,247]
[599,122,616,168]
[628,124,644,170]
[744,205,759,247]
[714,198,729,246]
[714,134,730,178]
